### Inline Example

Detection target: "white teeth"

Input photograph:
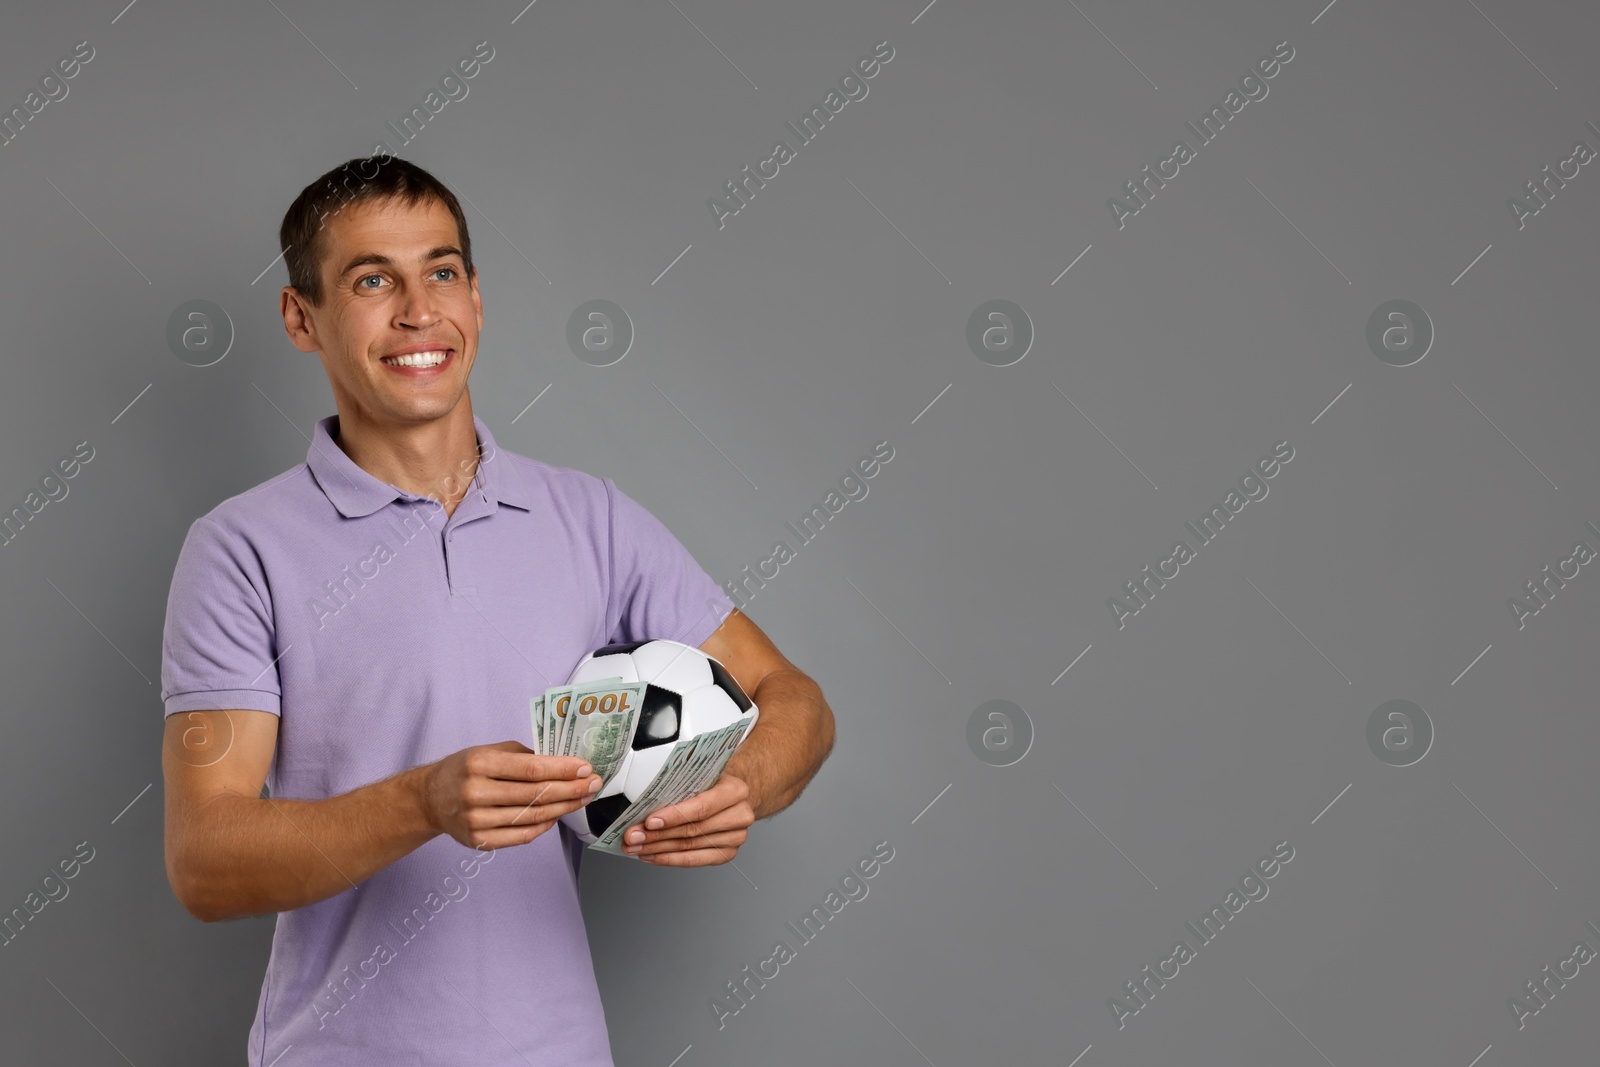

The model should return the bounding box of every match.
[383,350,447,368]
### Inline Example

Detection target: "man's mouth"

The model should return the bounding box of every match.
[380,348,452,370]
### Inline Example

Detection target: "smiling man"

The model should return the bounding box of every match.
[159,154,834,1065]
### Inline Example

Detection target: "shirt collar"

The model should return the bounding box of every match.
[306,413,533,519]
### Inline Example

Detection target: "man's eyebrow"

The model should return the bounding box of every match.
[336,245,465,280]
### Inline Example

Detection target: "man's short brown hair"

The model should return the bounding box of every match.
[279,154,475,307]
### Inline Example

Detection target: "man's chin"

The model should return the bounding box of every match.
[369,395,469,428]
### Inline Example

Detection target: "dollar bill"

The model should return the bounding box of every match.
[591,737,701,852]
[545,691,558,755]
[538,686,558,755]
[562,679,643,787]
[590,719,755,855]
[606,722,746,851]
[698,718,753,790]
[650,728,719,810]
[530,694,546,755]
[649,720,750,827]
[543,684,575,757]
[666,726,725,803]
[677,719,749,800]
[568,676,626,760]
[595,731,714,851]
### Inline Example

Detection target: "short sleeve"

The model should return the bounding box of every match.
[603,477,735,649]
[160,515,283,718]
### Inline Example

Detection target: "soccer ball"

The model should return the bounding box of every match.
[559,639,758,844]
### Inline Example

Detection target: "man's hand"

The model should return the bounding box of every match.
[621,772,755,866]
[421,741,603,851]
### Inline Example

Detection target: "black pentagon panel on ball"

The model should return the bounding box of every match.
[592,640,649,658]
[631,684,682,749]
[707,657,754,711]
[584,792,634,837]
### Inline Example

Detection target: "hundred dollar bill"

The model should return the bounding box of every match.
[590,756,680,852]
[537,686,557,756]
[568,676,626,760]
[547,685,567,754]
[543,684,575,757]
[674,719,750,801]
[601,721,750,853]
[542,689,558,755]
[562,679,642,787]
[635,740,702,817]
[664,718,750,802]
[664,726,726,804]
[562,685,585,758]
[591,720,755,855]
[530,694,546,755]
[650,727,721,809]
[696,718,754,792]
[591,737,702,853]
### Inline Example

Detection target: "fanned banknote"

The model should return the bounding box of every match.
[543,684,575,757]
[591,738,701,853]
[527,669,756,854]
[593,721,745,854]
[561,678,641,786]
[591,718,754,855]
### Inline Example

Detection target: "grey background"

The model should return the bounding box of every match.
[1,0,1597,1063]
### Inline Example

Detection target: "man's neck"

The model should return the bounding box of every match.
[331,402,482,517]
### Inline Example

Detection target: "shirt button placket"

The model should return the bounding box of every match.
[443,526,455,595]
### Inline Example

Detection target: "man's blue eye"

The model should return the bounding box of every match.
[434,267,455,280]
[359,275,383,288]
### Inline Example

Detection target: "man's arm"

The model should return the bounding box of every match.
[619,609,835,863]
[705,609,834,819]
[721,667,834,820]
[163,709,602,921]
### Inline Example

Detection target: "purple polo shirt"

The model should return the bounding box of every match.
[160,413,735,1066]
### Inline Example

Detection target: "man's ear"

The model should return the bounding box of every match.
[281,287,320,354]
[471,270,484,333]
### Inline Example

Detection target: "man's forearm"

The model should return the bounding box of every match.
[724,668,835,820]
[171,766,438,921]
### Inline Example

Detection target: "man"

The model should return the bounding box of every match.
[159,154,835,1065]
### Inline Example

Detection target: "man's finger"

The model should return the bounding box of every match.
[470,775,601,809]
[630,828,747,857]
[468,819,560,850]
[628,803,751,844]
[499,793,594,825]
[470,792,594,831]
[638,843,744,867]
[641,775,746,830]
[475,746,594,782]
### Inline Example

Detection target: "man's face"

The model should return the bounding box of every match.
[282,195,483,428]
